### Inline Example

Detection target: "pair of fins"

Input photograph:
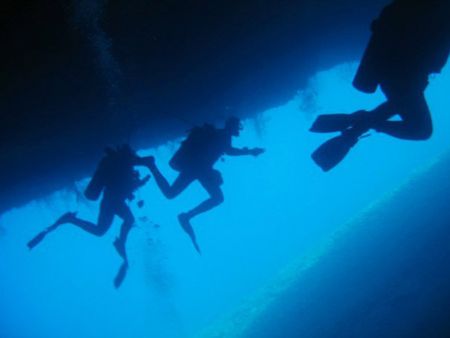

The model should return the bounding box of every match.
[310,112,371,172]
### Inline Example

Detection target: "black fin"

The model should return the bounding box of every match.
[310,114,355,133]
[311,133,359,171]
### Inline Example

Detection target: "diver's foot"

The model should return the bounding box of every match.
[178,213,201,254]
[341,124,370,148]
[343,111,373,139]
[350,110,381,132]
[113,238,127,260]
[310,111,372,134]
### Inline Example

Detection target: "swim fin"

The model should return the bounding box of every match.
[311,132,359,171]
[310,114,355,133]
[113,238,127,261]
[27,230,50,249]
[178,214,202,254]
[27,212,76,250]
[114,260,129,289]
[310,111,371,133]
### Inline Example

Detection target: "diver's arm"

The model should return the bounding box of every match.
[133,156,152,167]
[225,147,265,157]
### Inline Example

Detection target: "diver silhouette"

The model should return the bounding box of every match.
[27,145,151,288]
[145,117,264,253]
[310,0,450,171]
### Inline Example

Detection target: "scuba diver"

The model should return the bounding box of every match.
[27,145,151,288]
[145,117,264,253]
[309,0,450,171]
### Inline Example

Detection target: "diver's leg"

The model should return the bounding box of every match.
[165,173,195,199]
[367,102,395,121]
[147,160,194,199]
[109,202,134,287]
[113,202,135,260]
[372,92,432,140]
[343,102,395,137]
[177,171,222,254]
[66,198,114,236]
[183,170,224,221]
[371,77,432,140]
[27,198,113,249]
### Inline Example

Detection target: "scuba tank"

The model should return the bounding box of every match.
[84,149,113,201]
[169,124,217,172]
[85,145,144,201]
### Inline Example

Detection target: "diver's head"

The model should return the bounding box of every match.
[225,116,243,136]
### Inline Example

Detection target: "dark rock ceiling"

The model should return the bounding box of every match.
[0,0,388,213]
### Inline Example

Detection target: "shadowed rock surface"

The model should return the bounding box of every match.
[1,0,388,212]
[243,153,450,338]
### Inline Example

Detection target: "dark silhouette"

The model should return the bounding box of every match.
[146,117,264,253]
[310,0,450,171]
[27,145,151,288]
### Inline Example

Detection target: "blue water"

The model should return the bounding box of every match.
[1,62,449,338]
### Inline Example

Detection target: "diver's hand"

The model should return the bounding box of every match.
[250,147,265,157]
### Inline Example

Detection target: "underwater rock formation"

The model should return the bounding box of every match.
[197,150,450,338]
[0,0,388,213]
